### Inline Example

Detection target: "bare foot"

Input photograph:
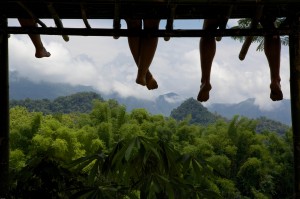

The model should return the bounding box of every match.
[270,82,283,101]
[35,47,51,58]
[197,82,212,102]
[136,70,147,86]
[136,70,158,89]
[146,72,158,90]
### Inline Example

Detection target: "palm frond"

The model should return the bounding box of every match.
[230,18,289,52]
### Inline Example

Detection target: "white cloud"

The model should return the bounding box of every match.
[8,19,290,111]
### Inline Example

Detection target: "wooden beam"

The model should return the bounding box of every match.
[4,0,300,19]
[0,15,9,198]
[289,16,300,199]
[5,26,291,37]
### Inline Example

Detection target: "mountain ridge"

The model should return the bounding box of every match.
[171,98,290,135]
[9,71,291,125]
[207,98,291,125]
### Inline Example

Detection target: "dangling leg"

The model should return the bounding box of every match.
[262,17,283,101]
[264,34,282,101]
[197,19,219,102]
[125,19,142,66]
[18,18,51,58]
[135,19,160,89]
[125,19,158,90]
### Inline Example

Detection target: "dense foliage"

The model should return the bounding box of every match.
[8,97,294,198]
[10,92,103,114]
[255,116,290,135]
[10,92,290,135]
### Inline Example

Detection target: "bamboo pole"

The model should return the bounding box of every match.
[289,16,300,199]
[0,15,9,198]
[47,2,69,42]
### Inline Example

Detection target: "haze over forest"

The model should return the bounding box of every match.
[10,71,291,125]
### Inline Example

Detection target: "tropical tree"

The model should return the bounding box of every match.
[71,135,221,199]
[8,98,294,198]
[231,18,289,51]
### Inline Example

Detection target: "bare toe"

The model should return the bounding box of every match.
[197,83,212,102]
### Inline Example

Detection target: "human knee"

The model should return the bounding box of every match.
[126,19,142,29]
[18,18,36,27]
[203,19,220,30]
[144,19,160,30]
[260,15,276,29]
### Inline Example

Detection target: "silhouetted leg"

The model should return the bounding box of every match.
[125,19,142,65]
[135,19,160,89]
[18,18,50,58]
[262,17,283,101]
[197,19,219,102]
[265,35,283,101]
[125,19,158,89]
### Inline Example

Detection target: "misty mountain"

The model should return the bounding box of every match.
[102,92,184,116]
[10,71,98,100]
[171,98,290,134]
[208,98,291,125]
[9,71,183,116]
[9,71,292,125]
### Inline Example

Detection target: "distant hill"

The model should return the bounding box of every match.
[10,92,289,135]
[10,71,98,100]
[9,71,183,116]
[170,98,222,125]
[208,98,291,125]
[105,92,184,116]
[255,116,290,135]
[171,98,290,134]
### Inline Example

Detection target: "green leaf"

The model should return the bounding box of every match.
[111,143,127,166]
[71,187,96,199]
[88,159,100,184]
[182,155,192,174]
[192,159,202,179]
[149,147,161,161]
[141,137,161,161]
[70,154,98,171]
[165,182,175,199]
[125,138,136,161]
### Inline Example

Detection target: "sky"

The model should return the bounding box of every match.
[8,18,290,111]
